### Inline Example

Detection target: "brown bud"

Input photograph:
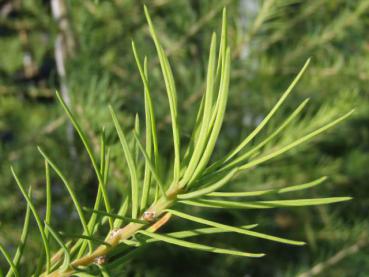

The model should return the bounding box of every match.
[143,211,156,222]
[94,256,106,265]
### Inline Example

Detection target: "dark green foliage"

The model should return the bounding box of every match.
[1,0,368,276]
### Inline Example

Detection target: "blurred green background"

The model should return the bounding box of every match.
[1,0,368,276]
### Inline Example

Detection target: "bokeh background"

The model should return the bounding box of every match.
[1,0,368,276]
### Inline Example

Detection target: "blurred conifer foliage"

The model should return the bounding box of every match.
[0,0,368,276]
